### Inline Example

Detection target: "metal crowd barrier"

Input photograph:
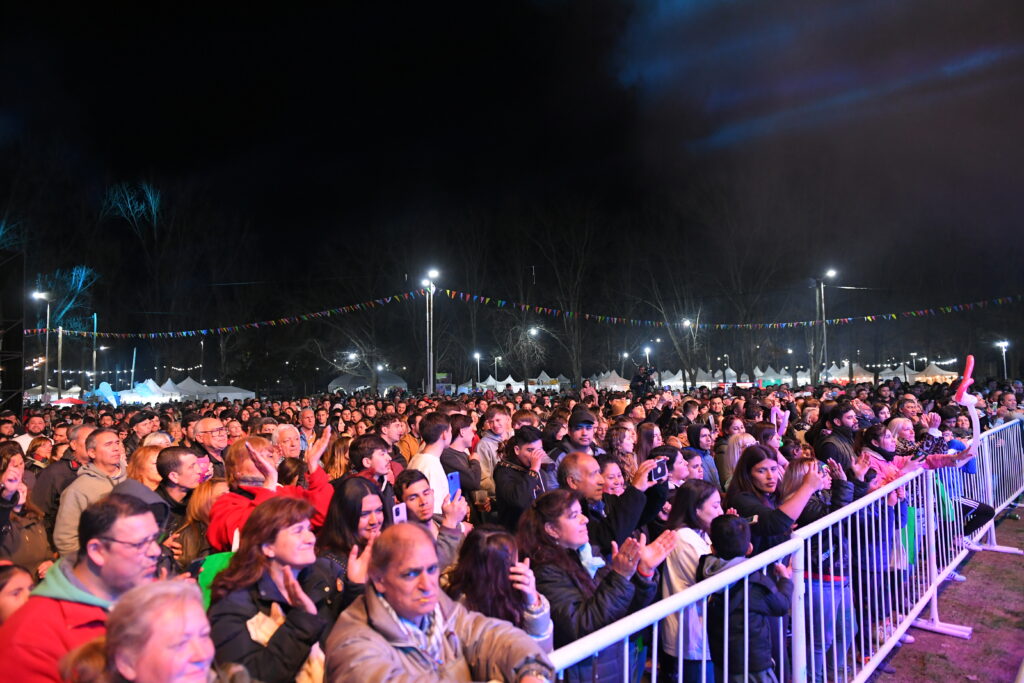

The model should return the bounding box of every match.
[548,419,1023,682]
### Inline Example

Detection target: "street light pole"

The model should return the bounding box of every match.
[996,341,1009,378]
[814,269,836,382]
[473,352,481,386]
[494,356,501,380]
[56,325,63,400]
[91,313,98,392]
[644,346,651,365]
[423,269,439,394]
[31,292,51,397]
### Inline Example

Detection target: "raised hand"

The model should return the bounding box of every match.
[280,565,317,615]
[631,459,658,492]
[163,531,183,560]
[1,464,22,499]
[637,531,677,576]
[305,425,331,471]
[441,489,470,529]
[802,464,827,492]
[610,538,641,579]
[509,557,540,608]
[826,458,847,482]
[773,561,793,580]
[245,441,278,489]
[849,452,872,482]
[346,535,376,584]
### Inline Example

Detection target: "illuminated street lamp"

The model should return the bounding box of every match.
[815,269,837,381]
[996,341,1009,378]
[423,269,439,393]
[473,352,481,384]
[31,292,51,396]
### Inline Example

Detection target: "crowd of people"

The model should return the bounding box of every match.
[0,372,1018,682]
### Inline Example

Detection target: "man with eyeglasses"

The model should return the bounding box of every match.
[0,493,163,681]
[325,523,553,683]
[53,428,128,559]
[193,417,229,478]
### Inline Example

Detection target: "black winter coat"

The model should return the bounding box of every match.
[583,483,668,557]
[494,458,545,532]
[697,554,793,675]
[208,558,344,683]
[535,553,658,683]
[793,479,857,577]
[727,491,795,556]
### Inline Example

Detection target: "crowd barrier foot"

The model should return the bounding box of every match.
[979,543,1024,555]
[912,618,973,639]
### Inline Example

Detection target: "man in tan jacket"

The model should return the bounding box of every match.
[325,523,553,682]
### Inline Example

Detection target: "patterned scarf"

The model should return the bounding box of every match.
[377,591,447,667]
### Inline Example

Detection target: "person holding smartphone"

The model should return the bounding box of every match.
[393,469,469,570]
[557,452,668,557]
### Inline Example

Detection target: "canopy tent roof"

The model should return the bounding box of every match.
[752,366,764,378]
[598,370,630,390]
[205,384,256,400]
[713,367,738,382]
[328,370,408,393]
[762,366,782,380]
[915,363,958,383]
[878,364,916,381]
[176,376,210,398]
[24,385,61,397]
[849,363,875,382]
[823,363,845,380]
[533,370,559,386]
[160,378,180,394]
[556,374,571,385]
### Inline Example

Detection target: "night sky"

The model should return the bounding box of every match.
[3,2,1023,385]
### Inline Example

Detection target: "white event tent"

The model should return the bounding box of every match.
[598,370,630,390]
[328,371,408,394]
[915,363,958,384]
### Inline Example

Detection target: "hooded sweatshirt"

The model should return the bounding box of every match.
[53,463,127,559]
[0,559,111,683]
[696,554,792,675]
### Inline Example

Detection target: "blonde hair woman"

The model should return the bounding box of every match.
[717,432,756,490]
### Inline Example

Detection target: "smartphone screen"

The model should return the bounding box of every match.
[649,460,668,482]
[392,502,408,524]
[447,471,461,499]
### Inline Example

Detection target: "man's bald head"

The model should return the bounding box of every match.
[368,522,436,581]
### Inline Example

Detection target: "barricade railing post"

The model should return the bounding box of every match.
[976,421,1024,554]
[913,469,973,639]
[791,539,808,683]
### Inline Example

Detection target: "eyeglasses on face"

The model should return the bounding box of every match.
[100,533,161,554]
[199,427,228,435]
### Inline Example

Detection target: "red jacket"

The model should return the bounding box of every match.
[0,596,107,682]
[207,467,334,551]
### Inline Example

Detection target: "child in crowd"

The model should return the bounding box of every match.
[697,515,793,683]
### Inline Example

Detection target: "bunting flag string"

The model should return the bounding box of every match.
[21,289,1023,339]
[23,289,426,339]
[439,289,1023,331]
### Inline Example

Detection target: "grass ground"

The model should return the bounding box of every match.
[877,508,1024,682]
